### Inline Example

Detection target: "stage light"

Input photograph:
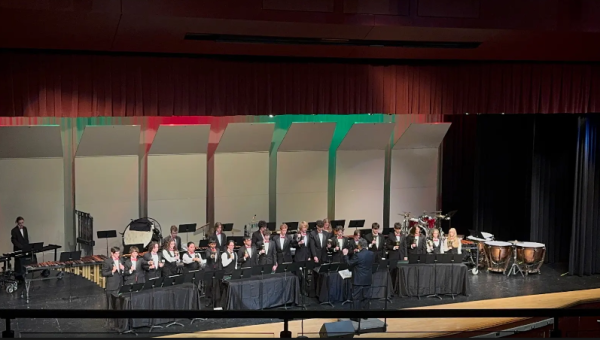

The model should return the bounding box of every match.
[269,115,274,118]
[501,112,505,115]
[465,112,469,115]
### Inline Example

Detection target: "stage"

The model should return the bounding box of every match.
[1,263,599,338]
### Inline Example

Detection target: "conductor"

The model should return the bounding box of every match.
[343,238,375,316]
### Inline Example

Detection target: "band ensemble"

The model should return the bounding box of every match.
[97,218,463,310]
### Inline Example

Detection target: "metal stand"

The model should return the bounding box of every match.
[378,262,393,303]
[296,263,308,310]
[342,277,353,306]
[444,255,457,300]
[148,283,163,333]
[121,286,138,336]
[278,265,290,310]
[426,257,442,300]
[319,265,334,308]
[507,246,525,277]
[61,263,79,303]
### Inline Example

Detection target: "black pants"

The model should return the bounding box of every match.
[352,285,372,310]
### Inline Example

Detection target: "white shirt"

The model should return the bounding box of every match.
[395,235,401,242]
[113,259,121,274]
[279,236,286,250]
[182,252,204,264]
[374,235,379,249]
[151,253,159,268]
[337,238,344,248]
[264,242,270,255]
[20,228,24,237]
[221,251,237,269]
[245,247,252,258]
[129,259,137,274]
[318,232,324,247]
[162,249,179,263]
[302,234,308,246]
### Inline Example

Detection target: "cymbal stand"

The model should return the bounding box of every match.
[506,246,525,277]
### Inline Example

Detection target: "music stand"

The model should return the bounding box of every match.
[425,255,442,300]
[377,259,393,303]
[59,251,82,302]
[97,230,117,257]
[348,220,365,230]
[163,275,185,328]
[186,270,207,324]
[179,223,197,248]
[117,284,140,335]
[443,254,460,299]
[266,222,276,233]
[314,263,334,307]
[296,261,312,310]
[145,277,165,332]
[222,223,234,236]
[330,220,346,229]
[211,270,225,309]
[275,262,298,310]
[408,254,423,299]
[308,222,317,231]
[284,222,299,233]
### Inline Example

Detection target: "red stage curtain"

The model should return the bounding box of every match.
[1,51,600,117]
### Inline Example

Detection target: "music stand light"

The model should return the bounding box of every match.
[178,224,197,249]
[97,230,117,257]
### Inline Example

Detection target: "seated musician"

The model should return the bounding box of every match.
[329,226,349,263]
[221,240,238,275]
[204,238,220,308]
[142,241,164,280]
[406,226,427,255]
[443,228,462,254]
[309,220,329,264]
[238,236,258,267]
[364,223,385,261]
[101,246,124,308]
[161,237,181,276]
[124,246,145,285]
[210,222,227,251]
[427,228,444,254]
[252,220,268,249]
[293,221,311,263]
[387,223,407,261]
[182,242,204,271]
[348,230,362,256]
[274,224,293,264]
[258,229,277,272]
[10,216,30,280]
[164,225,185,252]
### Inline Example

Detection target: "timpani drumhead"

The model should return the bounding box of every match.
[485,241,512,247]
[516,242,545,248]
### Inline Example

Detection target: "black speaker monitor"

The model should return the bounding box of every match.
[319,321,355,338]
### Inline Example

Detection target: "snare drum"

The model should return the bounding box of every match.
[515,242,545,274]
[484,241,513,273]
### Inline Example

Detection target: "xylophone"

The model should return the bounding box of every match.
[26,255,108,289]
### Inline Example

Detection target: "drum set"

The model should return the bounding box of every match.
[466,232,546,276]
[399,211,454,238]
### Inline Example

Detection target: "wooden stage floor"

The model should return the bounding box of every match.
[162,288,600,338]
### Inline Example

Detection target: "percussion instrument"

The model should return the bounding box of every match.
[122,217,162,249]
[408,218,420,229]
[515,242,546,274]
[420,215,436,229]
[481,232,494,241]
[484,241,513,273]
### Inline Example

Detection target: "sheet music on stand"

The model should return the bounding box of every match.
[338,269,352,279]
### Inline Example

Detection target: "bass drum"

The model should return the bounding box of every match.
[122,217,162,252]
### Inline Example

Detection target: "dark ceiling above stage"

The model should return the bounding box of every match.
[1,0,600,61]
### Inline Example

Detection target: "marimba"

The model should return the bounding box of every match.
[26,255,107,289]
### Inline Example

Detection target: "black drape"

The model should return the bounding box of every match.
[530,116,578,264]
[442,114,578,265]
[569,116,600,276]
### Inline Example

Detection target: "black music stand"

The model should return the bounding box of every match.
[377,259,393,303]
[251,264,270,310]
[230,268,252,310]
[163,275,185,329]
[425,255,442,300]
[348,220,365,230]
[315,263,335,307]
[275,262,299,310]
[440,254,460,300]
[117,283,143,335]
[97,230,117,257]
[179,223,197,248]
[330,220,346,229]
[408,254,423,299]
[186,270,207,324]
[60,251,82,302]
[284,222,299,233]
[298,261,314,310]
[308,222,317,231]
[222,223,234,236]
[266,222,276,234]
[211,270,225,309]
[145,277,165,333]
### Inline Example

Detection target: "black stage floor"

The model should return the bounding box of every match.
[1,263,599,338]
